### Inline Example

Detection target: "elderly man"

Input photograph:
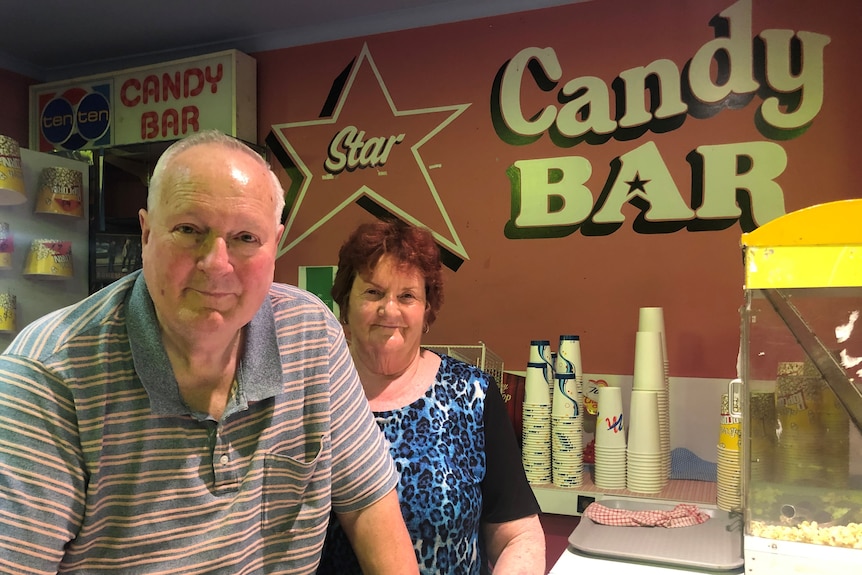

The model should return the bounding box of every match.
[0,130,418,574]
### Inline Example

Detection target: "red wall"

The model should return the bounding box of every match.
[7,0,858,380]
[0,68,35,144]
[255,0,862,378]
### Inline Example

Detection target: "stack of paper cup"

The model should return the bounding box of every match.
[635,309,671,479]
[522,362,552,484]
[626,389,665,493]
[554,335,584,417]
[716,389,742,511]
[552,372,583,487]
[632,331,670,483]
[593,386,626,489]
[528,339,555,400]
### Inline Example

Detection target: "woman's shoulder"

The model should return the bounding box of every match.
[426,353,494,412]
[436,353,492,386]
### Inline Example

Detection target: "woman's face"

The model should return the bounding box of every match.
[345,254,428,377]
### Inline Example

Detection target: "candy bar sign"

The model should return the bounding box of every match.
[30,50,256,150]
[495,0,830,237]
[114,54,229,143]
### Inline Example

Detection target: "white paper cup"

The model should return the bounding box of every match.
[556,334,581,376]
[627,389,661,454]
[528,339,555,390]
[595,386,626,448]
[638,307,666,347]
[552,372,580,417]
[633,331,665,391]
[638,306,669,377]
[524,362,551,405]
[528,339,551,364]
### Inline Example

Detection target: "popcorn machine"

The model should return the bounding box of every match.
[740,199,862,573]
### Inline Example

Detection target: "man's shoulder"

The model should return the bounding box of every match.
[268,282,307,299]
[4,275,134,360]
[268,282,332,311]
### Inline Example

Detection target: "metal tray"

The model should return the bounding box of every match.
[568,499,744,572]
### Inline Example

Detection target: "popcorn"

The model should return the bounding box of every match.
[749,520,862,549]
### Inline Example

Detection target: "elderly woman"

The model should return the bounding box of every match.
[317,219,545,574]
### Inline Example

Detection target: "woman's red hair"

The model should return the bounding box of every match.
[331,219,444,326]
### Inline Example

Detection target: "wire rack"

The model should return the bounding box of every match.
[424,341,504,385]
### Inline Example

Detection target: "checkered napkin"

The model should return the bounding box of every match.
[584,502,710,528]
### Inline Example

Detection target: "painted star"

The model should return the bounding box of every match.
[626,172,650,193]
[268,43,471,265]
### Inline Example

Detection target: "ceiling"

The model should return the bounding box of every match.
[0,0,579,82]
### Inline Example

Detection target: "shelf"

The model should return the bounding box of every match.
[532,477,717,516]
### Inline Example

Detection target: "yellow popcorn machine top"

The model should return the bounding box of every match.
[740,199,862,573]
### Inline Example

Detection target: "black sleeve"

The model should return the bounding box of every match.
[480,376,541,524]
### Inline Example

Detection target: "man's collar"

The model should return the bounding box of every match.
[126,272,283,417]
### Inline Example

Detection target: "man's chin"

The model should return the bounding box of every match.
[174,307,235,332]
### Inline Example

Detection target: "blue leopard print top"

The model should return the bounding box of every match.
[317,353,489,574]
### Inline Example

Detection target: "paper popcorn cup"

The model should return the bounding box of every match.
[0,292,16,333]
[34,167,84,217]
[0,222,12,270]
[0,135,27,206]
[23,239,74,279]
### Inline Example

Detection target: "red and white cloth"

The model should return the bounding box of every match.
[584,502,710,528]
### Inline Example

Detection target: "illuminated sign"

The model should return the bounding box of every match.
[37,84,111,151]
[30,50,256,151]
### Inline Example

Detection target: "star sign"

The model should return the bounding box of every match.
[268,43,471,265]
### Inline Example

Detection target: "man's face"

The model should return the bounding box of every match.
[139,143,284,341]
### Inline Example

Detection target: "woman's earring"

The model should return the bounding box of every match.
[422,323,430,334]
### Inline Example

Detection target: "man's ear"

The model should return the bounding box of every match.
[139,209,150,246]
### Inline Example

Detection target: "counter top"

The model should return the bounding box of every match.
[550,548,744,575]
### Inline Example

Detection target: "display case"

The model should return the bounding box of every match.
[740,199,862,573]
[0,147,91,352]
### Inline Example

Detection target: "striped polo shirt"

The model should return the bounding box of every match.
[0,271,397,574]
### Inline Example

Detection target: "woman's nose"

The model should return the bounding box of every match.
[378,295,397,315]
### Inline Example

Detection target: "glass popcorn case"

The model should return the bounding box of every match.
[739,200,862,573]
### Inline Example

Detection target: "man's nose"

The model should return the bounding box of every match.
[197,235,232,272]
